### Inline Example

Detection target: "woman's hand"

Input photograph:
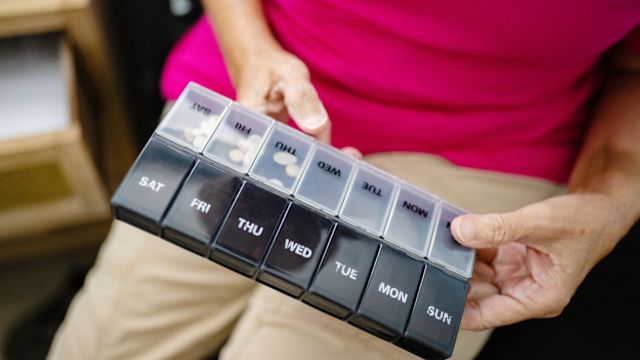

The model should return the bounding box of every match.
[231,49,332,144]
[451,192,626,330]
[453,32,640,331]
[202,0,333,145]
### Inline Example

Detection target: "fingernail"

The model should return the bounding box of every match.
[301,114,327,130]
[455,216,476,243]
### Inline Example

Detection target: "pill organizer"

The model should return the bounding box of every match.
[111,82,475,360]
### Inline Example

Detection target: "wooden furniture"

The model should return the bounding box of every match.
[0,0,136,260]
[0,0,137,191]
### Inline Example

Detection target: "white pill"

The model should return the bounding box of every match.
[193,136,207,149]
[273,151,297,165]
[228,148,245,163]
[183,128,195,142]
[247,134,262,144]
[236,139,250,151]
[243,149,256,167]
[285,163,300,177]
[199,119,218,133]
[269,178,284,187]
[191,128,206,136]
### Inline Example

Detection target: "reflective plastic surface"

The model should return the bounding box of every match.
[211,182,288,276]
[428,203,475,279]
[339,164,397,235]
[249,124,314,193]
[304,225,380,318]
[259,203,334,297]
[156,82,230,152]
[294,145,356,214]
[162,160,241,255]
[203,103,273,173]
[384,184,438,256]
[112,139,194,234]
[350,246,423,340]
[402,266,467,359]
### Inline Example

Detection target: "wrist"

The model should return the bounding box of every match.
[569,150,640,235]
[203,0,282,85]
[223,42,282,85]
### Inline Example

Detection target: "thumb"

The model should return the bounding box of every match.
[279,78,331,143]
[451,212,528,248]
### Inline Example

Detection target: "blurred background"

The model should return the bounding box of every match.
[0,1,201,358]
[0,1,638,359]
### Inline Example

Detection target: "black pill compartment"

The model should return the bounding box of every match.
[111,138,195,235]
[258,203,334,298]
[304,225,380,319]
[210,182,288,277]
[162,160,242,255]
[401,266,468,360]
[349,246,423,341]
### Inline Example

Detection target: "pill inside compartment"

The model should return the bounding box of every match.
[249,123,315,193]
[384,183,439,257]
[294,144,356,214]
[156,82,231,153]
[202,103,273,173]
[339,164,398,235]
[427,203,475,279]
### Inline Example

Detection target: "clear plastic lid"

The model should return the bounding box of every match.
[427,203,475,279]
[383,183,439,256]
[202,103,274,173]
[156,82,231,152]
[249,123,315,194]
[294,145,356,214]
[339,163,398,235]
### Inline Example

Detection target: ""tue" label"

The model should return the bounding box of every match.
[361,181,382,197]
[284,238,312,258]
[334,261,358,280]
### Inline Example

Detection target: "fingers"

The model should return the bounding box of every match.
[235,70,271,113]
[451,211,532,248]
[280,77,332,143]
[461,293,530,330]
[467,280,499,302]
[340,146,363,160]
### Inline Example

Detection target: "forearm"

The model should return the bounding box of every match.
[569,70,640,238]
[201,0,282,82]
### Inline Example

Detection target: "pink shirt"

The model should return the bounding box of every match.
[161,0,640,183]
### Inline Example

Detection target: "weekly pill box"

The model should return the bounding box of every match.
[111,82,476,360]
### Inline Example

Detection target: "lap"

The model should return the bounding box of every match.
[221,152,566,360]
[49,151,566,360]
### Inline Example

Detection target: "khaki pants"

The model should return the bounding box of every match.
[48,152,566,360]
